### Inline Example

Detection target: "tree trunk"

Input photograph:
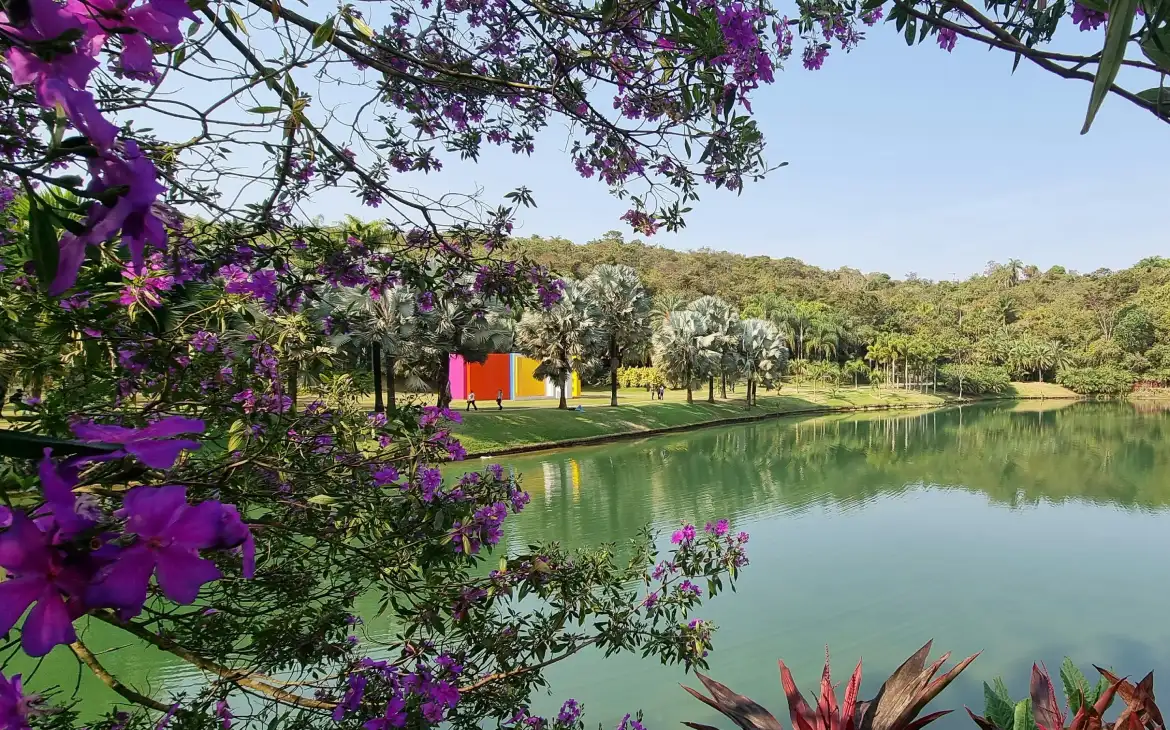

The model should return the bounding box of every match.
[685,362,692,404]
[721,372,727,399]
[437,352,452,408]
[372,342,384,413]
[708,376,715,403]
[609,336,619,407]
[559,373,568,410]
[287,360,299,415]
[1038,366,1044,383]
[385,354,397,411]
[904,358,909,390]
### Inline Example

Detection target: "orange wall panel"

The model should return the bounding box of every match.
[467,353,511,400]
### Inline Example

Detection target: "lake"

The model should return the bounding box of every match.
[16,400,1170,727]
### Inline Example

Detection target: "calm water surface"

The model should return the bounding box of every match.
[17,401,1170,726]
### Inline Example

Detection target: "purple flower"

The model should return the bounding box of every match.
[216,699,233,730]
[937,27,957,51]
[0,510,88,656]
[37,449,100,539]
[365,697,407,729]
[704,519,729,537]
[52,142,168,295]
[802,44,828,70]
[616,713,647,730]
[1071,1,1107,29]
[333,673,368,721]
[418,467,442,501]
[451,502,507,554]
[862,6,883,24]
[86,486,236,617]
[670,524,696,544]
[372,465,400,486]
[557,699,582,725]
[678,580,702,597]
[417,291,435,312]
[0,671,37,730]
[642,591,659,609]
[72,415,204,469]
[191,330,219,353]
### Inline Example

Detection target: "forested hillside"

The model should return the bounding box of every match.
[514,231,1170,392]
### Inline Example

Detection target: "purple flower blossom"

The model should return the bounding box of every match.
[0,671,37,730]
[862,6,883,24]
[670,524,696,544]
[372,465,401,486]
[191,330,219,353]
[36,449,100,539]
[0,510,88,656]
[215,699,233,730]
[333,673,368,721]
[72,416,204,469]
[1071,2,1107,30]
[705,519,729,537]
[616,713,647,730]
[451,502,507,554]
[937,27,957,51]
[802,44,828,70]
[557,699,583,725]
[417,291,435,312]
[678,580,702,596]
[86,486,252,617]
[642,591,659,609]
[365,697,407,729]
[418,467,442,501]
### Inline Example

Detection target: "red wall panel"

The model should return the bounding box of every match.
[467,354,511,400]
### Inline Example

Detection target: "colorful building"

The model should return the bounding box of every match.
[447,354,581,401]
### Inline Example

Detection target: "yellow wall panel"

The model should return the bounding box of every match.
[514,356,546,397]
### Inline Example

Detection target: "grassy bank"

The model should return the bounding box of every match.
[449,381,1079,455]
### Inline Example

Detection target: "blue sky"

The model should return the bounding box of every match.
[295,22,1170,281]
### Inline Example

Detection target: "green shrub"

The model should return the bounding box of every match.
[938,364,1011,395]
[1055,366,1135,396]
[618,365,666,388]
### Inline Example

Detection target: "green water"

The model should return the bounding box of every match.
[13,401,1170,727]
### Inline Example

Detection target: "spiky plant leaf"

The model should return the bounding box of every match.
[1013,699,1036,730]
[1061,658,1090,713]
[984,682,1016,730]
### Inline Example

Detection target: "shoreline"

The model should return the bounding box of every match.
[461,390,1084,460]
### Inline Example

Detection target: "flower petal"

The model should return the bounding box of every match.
[118,485,186,536]
[71,422,135,443]
[86,545,155,617]
[133,416,205,440]
[22,585,77,656]
[155,549,221,604]
[168,500,225,549]
[0,577,41,638]
[126,438,201,469]
[0,510,50,574]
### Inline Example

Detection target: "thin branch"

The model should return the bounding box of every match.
[69,639,171,713]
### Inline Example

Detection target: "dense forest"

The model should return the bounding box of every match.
[514,231,1170,395]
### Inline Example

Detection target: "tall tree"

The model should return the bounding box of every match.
[584,264,653,407]
[515,281,599,409]
[737,319,789,407]
[689,295,740,401]
[329,285,418,412]
[653,310,719,404]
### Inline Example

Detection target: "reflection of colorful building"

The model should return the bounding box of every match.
[447,354,581,401]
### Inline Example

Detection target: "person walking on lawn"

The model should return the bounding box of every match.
[467,391,478,411]
[496,389,504,410]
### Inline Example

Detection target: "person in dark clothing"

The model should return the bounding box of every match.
[657,385,665,400]
[467,391,478,411]
[496,389,504,410]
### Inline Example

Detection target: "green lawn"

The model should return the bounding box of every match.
[449,385,948,454]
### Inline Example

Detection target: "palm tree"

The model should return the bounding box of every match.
[515,280,599,409]
[653,310,719,404]
[651,292,688,330]
[688,295,739,401]
[328,285,417,412]
[737,318,788,407]
[583,264,653,407]
[1034,340,1066,382]
[843,359,869,388]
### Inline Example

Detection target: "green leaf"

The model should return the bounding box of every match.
[1013,699,1036,730]
[1061,658,1091,713]
[1140,29,1170,71]
[307,494,338,505]
[246,106,283,114]
[0,430,120,460]
[227,419,247,452]
[312,15,336,47]
[984,681,1016,730]
[349,14,375,39]
[904,17,917,45]
[1078,0,1109,10]
[1081,0,1139,133]
[27,197,60,286]
[227,7,248,35]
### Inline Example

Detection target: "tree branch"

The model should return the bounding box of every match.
[69,639,172,713]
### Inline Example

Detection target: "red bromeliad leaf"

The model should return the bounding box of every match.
[1096,668,1164,730]
[682,673,785,730]
[860,641,980,730]
[903,709,954,730]
[818,648,841,730]
[966,706,1007,730]
[1069,676,1125,730]
[1031,663,1067,730]
[781,658,819,730]
[843,658,864,730]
